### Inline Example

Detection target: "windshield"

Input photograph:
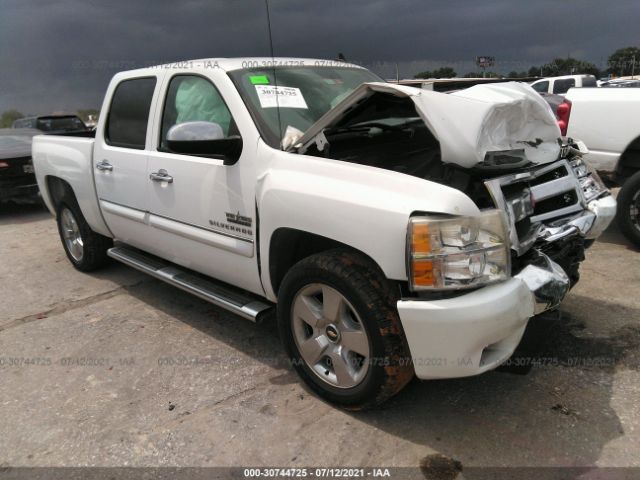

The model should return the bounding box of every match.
[229,66,383,148]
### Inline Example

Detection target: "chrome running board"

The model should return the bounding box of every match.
[108,245,273,322]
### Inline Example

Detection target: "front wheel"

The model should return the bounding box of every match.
[56,200,112,271]
[277,249,414,409]
[616,170,640,249]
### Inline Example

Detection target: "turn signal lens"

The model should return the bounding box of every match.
[411,223,431,254]
[412,259,435,287]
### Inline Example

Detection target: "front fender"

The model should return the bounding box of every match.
[257,148,480,299]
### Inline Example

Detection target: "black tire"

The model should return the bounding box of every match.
[56,196,112,271]
[616,170,640,249]
[277,249,414,409]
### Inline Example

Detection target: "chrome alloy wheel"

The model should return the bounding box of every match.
[291,283,370,389]
[60,207,84,262]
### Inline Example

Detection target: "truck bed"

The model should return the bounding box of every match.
[32,134,111,237]
[566,87,640,172]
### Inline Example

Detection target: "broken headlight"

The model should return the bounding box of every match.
[407,210,511,291]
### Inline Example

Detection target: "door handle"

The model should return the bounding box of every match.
[96,160,113,172]
[149,169,173,183]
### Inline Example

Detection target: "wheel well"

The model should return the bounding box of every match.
[268,228,384,296]
[616,136,640,183]
[46,176,75,213]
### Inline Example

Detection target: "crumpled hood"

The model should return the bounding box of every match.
[294,82,561,168]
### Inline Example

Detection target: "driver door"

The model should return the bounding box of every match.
[144,74,262,294]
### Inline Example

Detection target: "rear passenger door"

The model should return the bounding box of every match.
[94,76,159,248]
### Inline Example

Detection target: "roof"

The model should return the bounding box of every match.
[395,77,540,92]
[17,114,79,120]
[121,58,366,76]
[532,74,595,82]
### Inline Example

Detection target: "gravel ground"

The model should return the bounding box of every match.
[0,199,639,477]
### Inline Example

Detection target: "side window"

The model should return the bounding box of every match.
[159,75,236,151]
[553,79,575,94]
[106,77,156,149]
[532,81,549,93]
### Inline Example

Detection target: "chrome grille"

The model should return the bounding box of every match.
[484,157,606,256]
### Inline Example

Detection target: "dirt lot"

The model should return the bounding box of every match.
[1,199,639,476]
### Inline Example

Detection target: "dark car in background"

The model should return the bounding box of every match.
[12,114,89,134]
[0,128,41,202]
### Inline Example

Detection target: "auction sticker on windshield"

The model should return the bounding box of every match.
[255,85,308,109]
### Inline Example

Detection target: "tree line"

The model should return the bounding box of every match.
[414,46,640,79]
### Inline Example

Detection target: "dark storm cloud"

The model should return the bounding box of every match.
[1,0,638,113]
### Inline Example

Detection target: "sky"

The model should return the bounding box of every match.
[1,0,639,114]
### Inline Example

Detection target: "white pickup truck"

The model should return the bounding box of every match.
[561,87,640,247]
[33,58,615,408]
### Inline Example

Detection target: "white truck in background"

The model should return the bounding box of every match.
[531,74,597,95]
[562,87,640,246]
[32,58,615,408]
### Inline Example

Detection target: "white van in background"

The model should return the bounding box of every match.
[531,74,597,95]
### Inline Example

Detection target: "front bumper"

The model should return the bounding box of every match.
[540,194,616,242]
[398,251,570,379]
[397,191,616,380]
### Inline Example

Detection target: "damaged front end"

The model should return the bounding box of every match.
[293,81,615,312]
[485,142,615,287]
[486,141,616,315]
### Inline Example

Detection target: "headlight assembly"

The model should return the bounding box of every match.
[407,210,511,291]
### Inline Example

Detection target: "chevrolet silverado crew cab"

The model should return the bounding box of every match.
[33,58,616,408]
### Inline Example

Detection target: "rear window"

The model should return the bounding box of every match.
[532,81,549,93]
[36,116,86,132]
[12,119,33,128]
[105,77,156,149]
[582,76,597,87]
[553,78,576,94]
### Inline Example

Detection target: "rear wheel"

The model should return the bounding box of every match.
[616,170,640,248]
[277,249,414,409]
[56,199,112,271]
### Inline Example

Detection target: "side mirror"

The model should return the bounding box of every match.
[166,121,242,165]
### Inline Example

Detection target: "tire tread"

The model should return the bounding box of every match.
[616,170,640,248]
[277,248,413,409]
